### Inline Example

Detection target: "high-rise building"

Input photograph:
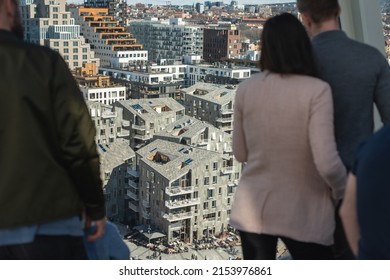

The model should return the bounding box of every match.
[20,0,99,70]
[71,7,148,68]
[203,24,242,63]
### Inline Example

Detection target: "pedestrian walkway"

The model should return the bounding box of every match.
[124,239,290,260]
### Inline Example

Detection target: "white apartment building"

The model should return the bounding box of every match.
[81,85,126,105]
[20,0,99,70]
[70,7,148,68]
[129,18,204,63]
[100,61,251,92]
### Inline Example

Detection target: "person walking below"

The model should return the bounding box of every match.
[229,13,347,260]
[297,0,390,259]
[0,0,106,259]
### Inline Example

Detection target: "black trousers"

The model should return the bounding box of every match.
[0,235,88,260]
[239,231,334,260]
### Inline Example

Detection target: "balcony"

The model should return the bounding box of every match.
[220,109,234,115]
[122,120,130,127]
[221,166,234,174]
[165,186,194,196]
[101,112,117,119]
[143,200,151,208]
[127,166,139,177]
[126,190,139,200]
[128,179,138,189]
[117,130,130,137]
[128,202,139,212]
[133,134,151,140]
[162,211,193,222]
[132,123,146,130]
[216,117,233,123]
[142,210,151,220]
[165,198,200,209]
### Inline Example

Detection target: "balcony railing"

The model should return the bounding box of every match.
[128,179,139,189]
[127,166,139,177]
[220,109,234,115]
[142,210,151,220]
[122,120,130,127]
[165,186,194,196]
[162,211,193,222]
[221,166,234,174]
[165,198,200,209]
[128,202,139,212]
[126,190,139,201]
[143,200,151,208]
[133,134,151,140]
[216,117,233,123]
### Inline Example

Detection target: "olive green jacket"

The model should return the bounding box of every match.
[0,30,105,228]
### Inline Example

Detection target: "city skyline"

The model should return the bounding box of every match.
[68,0,294,6]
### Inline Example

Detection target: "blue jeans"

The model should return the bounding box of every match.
[0,235,87,260]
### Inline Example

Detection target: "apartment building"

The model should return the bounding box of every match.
[20,0,99,70]
[76,63,127,104]
[99,61,250,98]
[133,139,239,243]
[98,138,135,223]
[181,83,235,134]
[128,18,204,63]
[115,98,185,150]
[71,7,147,68]
[203,23,242,63]
[84,0,128,26]
[86,101,130,144]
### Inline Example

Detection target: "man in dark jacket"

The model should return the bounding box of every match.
[297,0,390,259]
[0,0,106,259]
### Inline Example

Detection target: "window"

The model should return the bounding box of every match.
[73,62,78,67]
[63,48,68,53]
[53,7,58,12]
[73,48,78,53]
[53,42,59,47]
[211,201,216,208]
[83,48,88,53]
[212,176,217,184]
[204,177,209,185]
[73,55,78,60]
[205,165,209,171]
[62,14,67,19]
[63,55,69,60]
[53,14,58,19]
[203,202,208,209]
[207,189,214,198]
[83,55,87,60]
[73,42,78,46]
[63,42,68,46]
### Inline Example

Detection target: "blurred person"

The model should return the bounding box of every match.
[229,13,347,260]
[0,0,106,259]
[297,0,390,259]
[340,125,390,259]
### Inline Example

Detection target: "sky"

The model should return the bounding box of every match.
[70,0,294,6]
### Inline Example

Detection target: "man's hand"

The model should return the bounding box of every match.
[85,217,106,242]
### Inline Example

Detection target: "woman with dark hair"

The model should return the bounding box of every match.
[229,13,347,260]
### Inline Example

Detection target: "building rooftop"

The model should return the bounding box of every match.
[137,139,221,181]
[98,138,135,176]
[155,115,231,140]
[116,98,185,120]
[182,82,236,105]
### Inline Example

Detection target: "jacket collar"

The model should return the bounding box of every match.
[0,29,19,43]
[312,30,348,43]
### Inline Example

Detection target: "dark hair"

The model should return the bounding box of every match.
[297,0,340,24]
[259,13,318,78]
